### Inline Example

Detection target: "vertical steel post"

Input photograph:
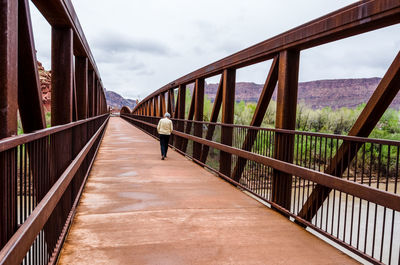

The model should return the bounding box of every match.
[193,79,204,160]
[102,92,105,114]
[18,0,46,132]
[0,0,18,250]
[178,85,186,120]
[148,100,151,116]
[176,85,186,149]
[153,97,157,117]
[149,98,154,116]
[104,92,107,113]
[272,49,299,210]
[49,27,74,251]
[93,77,97,116]
[220,69,236,176]
[51,27,73,126]
[155,96,160,117]
[75,57,88,120]
[98,89,102,115]
[72,72,78,121]
[0,0,18,138]
[96,81,100,115]
[168,89,175,116]
[87,70,95,117]
[160,92,166,116]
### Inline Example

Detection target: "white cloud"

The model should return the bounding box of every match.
[29,0,400,100]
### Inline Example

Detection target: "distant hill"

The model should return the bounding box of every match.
[105,91,137,110]
[37,62,137,112]
[38,62,397,111]
[204,77,400,110]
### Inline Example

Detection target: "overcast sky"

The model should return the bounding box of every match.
[30,0,400,100]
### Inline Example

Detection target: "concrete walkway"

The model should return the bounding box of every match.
[58,117,358,265]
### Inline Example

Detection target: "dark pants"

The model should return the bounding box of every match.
[159,134,170,157]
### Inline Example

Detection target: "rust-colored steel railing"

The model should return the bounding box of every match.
[122,115,400,265]
[0,114,108,265]
[0,0,108,139]
[122,1,400,264]
[0,0,109,264]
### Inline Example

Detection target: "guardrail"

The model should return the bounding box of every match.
[122,114,400,265]
[1,0,109,263]
[0,114,109,265]
[122,1,400,264]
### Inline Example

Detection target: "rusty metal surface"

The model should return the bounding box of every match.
[160,92,166,117]
[123,114,400,264]
[193,79,204,160]
[168,89,175,115]
[123,115,400,213]
[220,69,236,177]
[0,0,18,139]
[175,85,186,150]
[1,0,107,262]
[123,2,400,262]
[58,117,358,265]
[75,57,88,120]
[51,27,74,126]
[272,50,300,210]
[0,114,108,153]
[0,116,108,265]
[0,0,18,251]
[136,116,400,146]
[18,0,46,132]
[87,70,95,117]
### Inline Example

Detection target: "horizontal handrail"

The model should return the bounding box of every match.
[122,115,400,212]
[124,116,385,265]
[130,115,400,146]
[0,116,109,265]
[0,114,109,152]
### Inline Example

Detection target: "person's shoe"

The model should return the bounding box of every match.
[161,156,165,160]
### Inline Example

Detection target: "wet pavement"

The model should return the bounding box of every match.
[58,117,358,265]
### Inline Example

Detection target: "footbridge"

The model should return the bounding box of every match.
[1,0,400,264]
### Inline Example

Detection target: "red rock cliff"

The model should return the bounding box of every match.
[38,62,51,112]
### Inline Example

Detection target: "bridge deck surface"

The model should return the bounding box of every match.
[58,117,357,265]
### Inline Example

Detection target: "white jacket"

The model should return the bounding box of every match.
[157,118,173,135]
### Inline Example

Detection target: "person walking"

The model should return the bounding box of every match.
[157,112,173,160]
